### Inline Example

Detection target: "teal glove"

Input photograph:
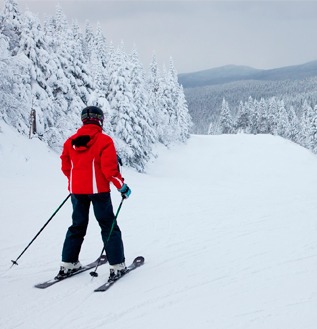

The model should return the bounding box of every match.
[118,184,131,199]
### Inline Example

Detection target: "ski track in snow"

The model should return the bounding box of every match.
[1,122,317,329]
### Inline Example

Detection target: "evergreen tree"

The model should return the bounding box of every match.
[276,100,289,138]
[257,98,269,134]
[83,20,94,61]
[95,23,109,69]
[147,53,161,143]
[47,16,93,120]
[54,4,68,35]
[156,65,175,145]
[0,37,12,117]
[19,11,56,135]
[107,44,137,168]
[175,84,192,142]
[128,47,157,170]
[0,35,30,131]
[163,59,181,144]
[153,58,192,145]
[301,100,315,150]
[207,121,214,135]
[88,48,111,117]
[167,58,192,142]
[218,98,233,134]
[267,97,279,135]
[310,105,317,153]
[88,23,111,117]
[287,105,300,143]
[93,23,110,94]
[1,0,23,55]
[235,100,250,133]
[246,96,257,134]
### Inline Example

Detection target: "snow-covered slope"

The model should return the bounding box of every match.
[1,122,317,329]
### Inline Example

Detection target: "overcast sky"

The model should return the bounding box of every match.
[13,0,317,74]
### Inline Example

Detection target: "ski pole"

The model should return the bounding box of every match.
[90,197,125,277]
[10,194,71,267]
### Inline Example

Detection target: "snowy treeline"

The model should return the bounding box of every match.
[209,96,317,153]
[185,77,317,134]
[0,0,192,172]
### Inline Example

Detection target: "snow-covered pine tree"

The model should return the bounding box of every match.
[0,0,33,134]
[153,58,191,146]
[235,100,250,133]
[276,100,290,139]
[1,0,23,55]
[287,105,300,144]
[88,48,111,125]
[310,105,317,154]
[175,83,192,142]
[106,43,139,169]
[0,37,13,119]
[146,53,162,141]
[267,97,279,135]
[256,98,269,134]
[43,17,82,148]
[166,58,191,143]
[18,11,59,137]
[43,6,72,114]
[95,23,109,69]
[300,99,314,149]
[67,21,94,107]
[0,35,29,130]
[43,7,94,146]
[127,47,157,171]
[54,4,68,35]
[207,121,214,135]
[93,23,110,95]
[87,24,111,127]
[247,96,260,134]
[83,20,94,61]
[218,98,233,134]
[155,65,175,146]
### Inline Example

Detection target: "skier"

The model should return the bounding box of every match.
[56,106,131,282]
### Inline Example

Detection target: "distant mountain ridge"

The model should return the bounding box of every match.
[178,60,317,88]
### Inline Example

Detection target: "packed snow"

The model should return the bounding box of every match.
[1,122,317,329]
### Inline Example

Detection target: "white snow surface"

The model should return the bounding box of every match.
[1,122,317,329]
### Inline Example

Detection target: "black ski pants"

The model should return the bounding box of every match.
[61,192,125,265]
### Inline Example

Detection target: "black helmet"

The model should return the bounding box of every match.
[81,106,104,126]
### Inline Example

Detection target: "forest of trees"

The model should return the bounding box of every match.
[185,77,317,135]
[209,96,317,154]
[0,0,192,172]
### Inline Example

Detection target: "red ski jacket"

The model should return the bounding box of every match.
[60,124,124,194]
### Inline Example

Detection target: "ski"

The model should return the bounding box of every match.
[34,255,108,289]
[94,256,144,292]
